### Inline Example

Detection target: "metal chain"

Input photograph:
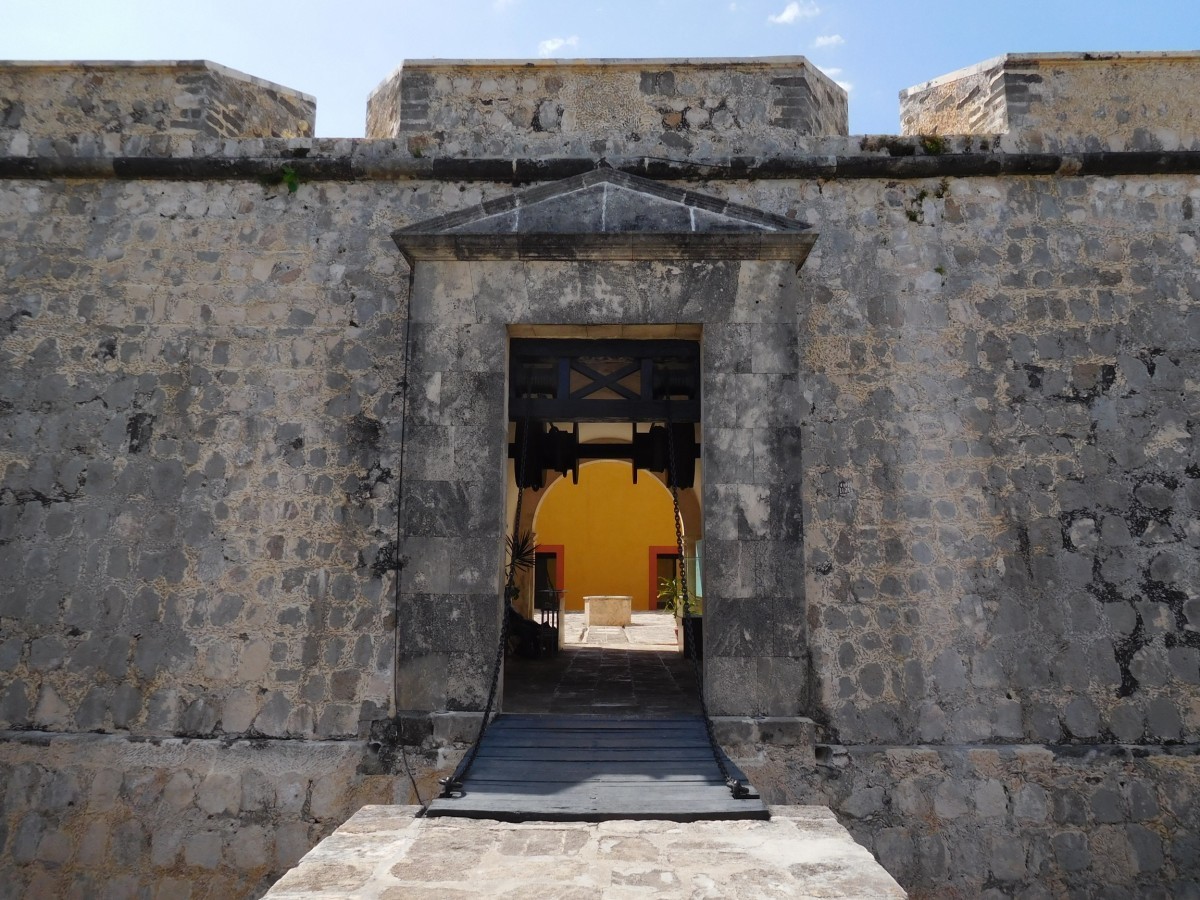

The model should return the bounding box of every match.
[665,409,750,800]
[440,414,532,797]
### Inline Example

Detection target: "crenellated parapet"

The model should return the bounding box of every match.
[900,51,1200,151]
[0,60,315,147]
[3,53,1197,151]
[366,57,847,159]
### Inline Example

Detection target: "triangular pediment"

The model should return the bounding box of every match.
[392,169,816,265]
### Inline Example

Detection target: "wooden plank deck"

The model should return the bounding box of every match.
[426,714,768,822]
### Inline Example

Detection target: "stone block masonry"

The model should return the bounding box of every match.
[900,52,1200,152]
[733,741,1200,898]
[1,148,1198,899]
[0,730,437,899]
[0,60,315,146]
[774,171,1200,749]
[0,175,428,742]
[367,57,847,160]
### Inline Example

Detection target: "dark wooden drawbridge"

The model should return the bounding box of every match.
[426,714,767,822]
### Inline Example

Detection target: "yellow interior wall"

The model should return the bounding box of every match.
[532,460,680,611]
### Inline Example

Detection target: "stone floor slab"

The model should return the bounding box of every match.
[504,639,699,717]
[265,805,907,899]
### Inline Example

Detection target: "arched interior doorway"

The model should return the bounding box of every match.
[526,458,689,613]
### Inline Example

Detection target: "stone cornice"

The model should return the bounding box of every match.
[2,150,1200,183]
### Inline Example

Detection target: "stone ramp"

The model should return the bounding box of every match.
[265,805,908,899]
[426,714,767,822]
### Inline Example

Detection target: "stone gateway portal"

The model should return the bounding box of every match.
[1,53,1198,898]
[390,168,817,719]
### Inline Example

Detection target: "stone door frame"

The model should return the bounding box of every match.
[391,170,817,719]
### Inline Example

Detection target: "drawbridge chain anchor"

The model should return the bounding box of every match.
[437,774,465,799]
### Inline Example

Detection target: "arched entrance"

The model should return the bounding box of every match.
[532,458,679,614]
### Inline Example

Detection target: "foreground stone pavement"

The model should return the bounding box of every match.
[264,805,907,898]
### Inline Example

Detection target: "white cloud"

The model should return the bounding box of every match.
[819,66,843,77]
[812,34,844,48]
[537,35,579,58]
[836,80,853,92]
[767,2,819,24]
[729,1,739,9]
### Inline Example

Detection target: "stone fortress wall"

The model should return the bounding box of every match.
[1,53,1198,898]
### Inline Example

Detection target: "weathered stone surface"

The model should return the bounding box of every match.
[0,60,315,140]
[264,805,905,898]
[0,732,418,900]
[729,742,1200,899]
[900,51,1200,151]
[367,58,847,156]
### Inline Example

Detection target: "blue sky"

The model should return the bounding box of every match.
[2,0,1196,137]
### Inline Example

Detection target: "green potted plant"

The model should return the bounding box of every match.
[504,530,538,606]
[658,576,702,658]
[506,530,558,657]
